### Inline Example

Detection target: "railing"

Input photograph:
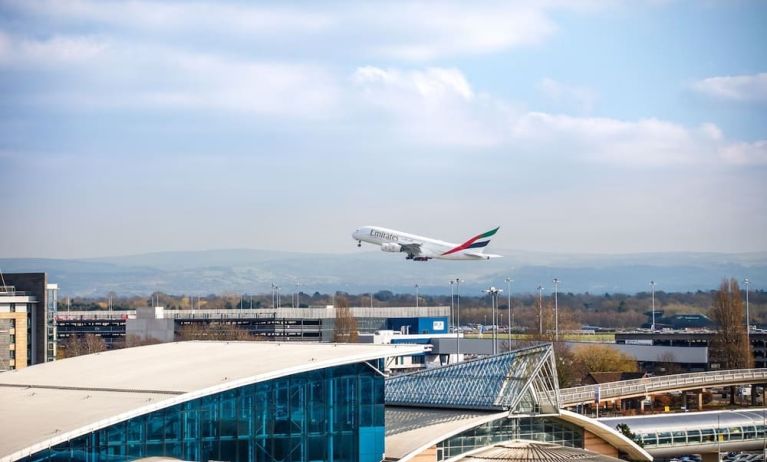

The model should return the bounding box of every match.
[561,369,767,405]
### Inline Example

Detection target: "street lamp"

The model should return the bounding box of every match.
[272,283,277,308]
[484,286,503,355]
[505,277,513,349]
[553,278,560,341]
[745,278,751,343]
[537,285,544,336]
[450,280,455,338]
[415,284,419,309]
[650,281,656,331]
[455,278,463,360]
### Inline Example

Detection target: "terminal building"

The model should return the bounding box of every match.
[0,273,58,371]
[0,341,423,462]
[0,341,652,462]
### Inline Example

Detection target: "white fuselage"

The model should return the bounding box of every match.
[352,226,500,261]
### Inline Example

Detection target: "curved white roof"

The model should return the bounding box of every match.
[0,341,423,462]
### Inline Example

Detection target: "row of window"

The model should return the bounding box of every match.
[639,424,767,447]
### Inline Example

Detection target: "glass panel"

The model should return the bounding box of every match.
[25,363,384,462]
[307,380,325,434]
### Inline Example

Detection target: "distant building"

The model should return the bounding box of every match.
[616,330,767,369]
[55,306,450,349]
[360,329,461,374]
[0,272,58,370]
[640,311,713,330]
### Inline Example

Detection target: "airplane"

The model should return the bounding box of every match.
[352,225,502,261]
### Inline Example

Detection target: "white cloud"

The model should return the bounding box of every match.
[0,33,108,66]
[353,66,474,100]
[3,0,577,61]
[511,113,720,166]
[4,0,332,37]
[720,140,767,166]
[538,77,597,113]
[351,66,511,147]
[0,32,339,118]
[692,73,767,103]
[351,66,740,166]
[363,3,557,60]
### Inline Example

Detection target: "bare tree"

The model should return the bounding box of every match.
[60,334,107,358]
[176,322,256,341]
[572,344,638,376]
[710,278,752,370]
[333,297,358,343]
[123,335,163,348]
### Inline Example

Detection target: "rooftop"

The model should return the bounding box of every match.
[0,341,423,461]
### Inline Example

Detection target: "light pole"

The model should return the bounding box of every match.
[296,280,301,308]
[271,283,277,309]
[450,280,455,338]
[745,278,751,343]
[455,278,463,360]
[415,284,419,308]
[484,287,503,355]
[650,281,656,331]
[537,285,544,336]
[553,278,560,341]
[276,285,281,308]
[505,277,513,349]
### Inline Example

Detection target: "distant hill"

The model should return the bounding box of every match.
[1,249,765,296]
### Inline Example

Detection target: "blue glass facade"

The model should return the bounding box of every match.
[387,317,448,334]
[23,362,385,462]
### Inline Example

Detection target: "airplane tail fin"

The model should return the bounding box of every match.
[442,227,500,256]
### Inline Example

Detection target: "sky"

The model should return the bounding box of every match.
[0,0,766,259]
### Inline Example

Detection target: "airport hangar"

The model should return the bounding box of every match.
[0,342,648,462]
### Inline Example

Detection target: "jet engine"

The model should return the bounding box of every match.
[381,243,402,252]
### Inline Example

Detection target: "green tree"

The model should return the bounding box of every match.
[616,423,644,448]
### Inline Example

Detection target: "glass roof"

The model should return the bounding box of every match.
[385,343,561,414]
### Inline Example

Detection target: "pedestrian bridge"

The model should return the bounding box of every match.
[561,368,767,406]
[600,409,767,459]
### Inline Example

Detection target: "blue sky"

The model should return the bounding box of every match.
[0,0,765,258]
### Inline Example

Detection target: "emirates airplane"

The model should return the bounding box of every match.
[352,226,502,261]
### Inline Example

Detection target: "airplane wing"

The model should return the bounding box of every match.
[464,251,503,259]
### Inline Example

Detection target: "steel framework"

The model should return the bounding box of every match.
[385,343,561,414]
